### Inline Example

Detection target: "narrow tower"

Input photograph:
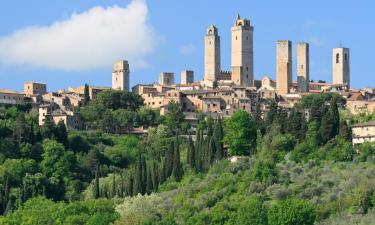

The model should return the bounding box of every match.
[332,47,350,88]
[112,60,129,91]
[231,14,254,87]
[204,25,221,87]
[276,40,292,95]
[297,42,309,92]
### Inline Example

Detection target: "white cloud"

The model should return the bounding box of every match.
[309,36,325,47]
[0,0,157,71]
[180,44,194,55]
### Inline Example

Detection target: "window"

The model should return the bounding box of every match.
[301,65,304,70]
[235,36,237,40]
[246,36,248,40]
[344,53,348,63]
[336,53,340,63]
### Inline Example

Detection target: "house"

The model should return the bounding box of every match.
[352,121,375,145]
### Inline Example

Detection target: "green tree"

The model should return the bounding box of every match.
[172,135,183,181]
[83,83,90,106]
[164,101,184,134]
[224,111,257,156]
[55,120,68,147]
[268,198,316,225]
[235,196,268,225]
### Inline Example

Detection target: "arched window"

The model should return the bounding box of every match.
[336,53,340,63]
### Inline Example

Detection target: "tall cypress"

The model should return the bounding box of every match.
[112,174,116,198]
[83,83,90,106]
[330,99,340,137]
[146,167,153,194]
[151,162,159,191]
[94,166,100,199]
[172,135,183,181]
[320,105,334,144]
[120,173,125,198]
[141,156,147,194]
[56,120,68,147]
[187,136,195,168]
[208,137,215,166]
[134,153,143,195]
[164,141,174,178]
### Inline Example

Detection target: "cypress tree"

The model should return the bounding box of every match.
[94,166,100,199]
[120,173,124,198]
[151,162,159,191]
[194,129,201,172]
[330,99,340,137]
[56,120,68,147]
[83,83,90,106]
[172,134,183,181]
[164,141,174,178]
[213,119,224,160]
[208,137,215,166]
[159,163,166,184]
[134,153,143,195]
[126,173,133,197]
[339,120,352,141]
[112,174,116,198]
[146,167,153,194]
[187,136,195,167]
[141,156,147,194]
[320,105,334,144]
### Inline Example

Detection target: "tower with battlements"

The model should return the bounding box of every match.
[231,14,254,87]
[332,47,350,88]
[297,42,309,93]
[204,25,221,87]
[112,60,129,91]
[276,40,292,95]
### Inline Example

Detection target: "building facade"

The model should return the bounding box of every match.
[297,42,309,93]
[276,40,292,96]
[231,14,254,87]
[112,60,130,91]
[204,25,221,87]
[24,82,47,96]
[332,47,350,88]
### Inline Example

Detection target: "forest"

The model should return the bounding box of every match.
[1,89,375,225]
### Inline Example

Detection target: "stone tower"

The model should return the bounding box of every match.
[204,25,220,86]
[112,60,129,91]
[181,70,194,84]
[297,42,309,93]
[159,72,174,86]
[332,47,350,88]
[276,40,292,95]
[231,14,254,87]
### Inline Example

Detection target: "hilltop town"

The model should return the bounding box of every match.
[1,15,374,133]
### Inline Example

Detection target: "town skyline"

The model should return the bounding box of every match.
[0,0,374,92]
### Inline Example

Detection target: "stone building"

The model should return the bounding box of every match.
[112,60,130,91]
[181,70,194,84]
[24,82,47,96]
[159,72,175,86]
[332,47,350,88]
[297,42,310,93]
[231,14,254,87]
[0,89,25,105]
[69,86,110,100]
[276,40,292,96]
[204,25,221,87]
[352,121,375,145]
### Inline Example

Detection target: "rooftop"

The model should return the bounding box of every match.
[352,121,375,128]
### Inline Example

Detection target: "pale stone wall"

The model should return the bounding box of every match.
[0,89,24,105]
[181,70,194,84]
[204,25,220,85]
[112,60,130,91]
[24,82,47,96]
[231,15,254,86]
[332,48,350,88]
[159,72,175,86]
[276,40,292,96]
[352,123,375,145]
[297,42,309,93]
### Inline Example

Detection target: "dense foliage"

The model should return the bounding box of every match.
[1,92,375,225]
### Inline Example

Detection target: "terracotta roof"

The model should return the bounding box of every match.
[176,82,201,87]
[352,121,375,128]
[0,88,23,95]
[347,92,364,101]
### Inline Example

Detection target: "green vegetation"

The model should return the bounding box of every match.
[1,92,375,225]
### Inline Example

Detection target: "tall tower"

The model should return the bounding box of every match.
[181,70,194,84]
[112,60,129,91]
[204,25,220,86]
[332,47,350,88]
[276,40,292,95]
[297,42,309,93]
[231,14,254,87]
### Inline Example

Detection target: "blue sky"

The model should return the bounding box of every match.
[0,0,374,92]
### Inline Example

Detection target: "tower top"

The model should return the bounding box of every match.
[234,15,251,28]
[206,25,218,36]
